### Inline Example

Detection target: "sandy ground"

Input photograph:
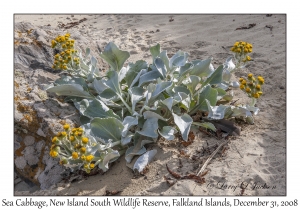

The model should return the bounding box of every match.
[14,14,286,196]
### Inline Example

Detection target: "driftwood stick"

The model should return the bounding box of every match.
[196,140,229,176]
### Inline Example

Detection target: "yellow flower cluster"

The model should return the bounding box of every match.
[49,124,96,173]
[230,41,253,62]
[239,73,264,99]
[51,33,80,70]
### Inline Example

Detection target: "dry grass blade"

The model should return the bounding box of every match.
[196,140,229,176]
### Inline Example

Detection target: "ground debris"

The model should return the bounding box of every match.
[235,23,256,30]
[166,164,205,184]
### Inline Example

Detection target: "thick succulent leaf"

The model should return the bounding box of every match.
[194,85,218,112]
[125,146,146,163]
[202,64,224,87]
[99,42,130,71]
[246,105,260,115]
[170,51,189,67]
[138,69,162,87]
[143,110,166,121]
[246,116,254,124]
[222,69,231,82]
[91,117,124,143]
[152,81,173,98]
[192,122,217,132]
[184,75,201,95]
[129,86,144,113]
[154,57,167,78]
[206,99,230,120]
[119,66,129,83]
[178,62,194,79]
[125,60,148,87]
[161,97,173,112]
[216,87,227,100]
[46,84,93,98]
[150,44,160,60]
[133,149,157,172]
[173,92,189,105]
[158,50,171,72]
[224,57,236,72]
[97,149,120,172]
[137,118,159,138]
[93,79,108,95]
[99,88,118,100]
[231,106,252,117]
[83,99,120,120]
[172,113,193,141]
[158,126,176,140]
[103,71,121,95]
[230,81,240,89]
[130,69,147,88]
[122,116,138,137]
[180,95,191,111]
[174,86,190,95]
[54,76,88,90]
[80,115,91,125]
[121,132,134,146]
[222,90,234,101]
[190,58,213,77]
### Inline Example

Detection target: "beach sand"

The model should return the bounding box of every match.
[14,14,286,196]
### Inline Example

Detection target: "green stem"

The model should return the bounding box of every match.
[118,93,133,115]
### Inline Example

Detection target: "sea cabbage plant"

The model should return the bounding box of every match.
[46,34,264,173]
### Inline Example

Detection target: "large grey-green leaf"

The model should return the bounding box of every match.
[178,63,194,82]
[143,111,165,120]
[172,113,193,141]
[190,58,213,77]
[194,85,218,112]
[83,99,120,120]
[158,126,176,140]
[231,106,252,117]
[206,99,230,120]
[125,146,146,163]
[99,42,130,71]
[154,57,167,78]
[91,117,124,143]
[138,69,162,87]
[97,149,120,172]
[137,118,159,138]
[129,86,144,112]
[54,75,88,90]
[202,64,224,87]
[130,69,147,88]
[150,44,160,60]
[119,66,129,83]
[133,149,157,172]
[224,57,235,72]
[103,71,121,95]
[170,51,189,68]
[122,116,138,137]
[183,75,201,95]
[158,50,171,72]
[192,122,216,132]
[121,132,134,146]
[92,79,108,95]
[152,81,172,98]
[125,60,148,87]
[46,84,93,98]
[222,68,231,82]
[161,97,173,112]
